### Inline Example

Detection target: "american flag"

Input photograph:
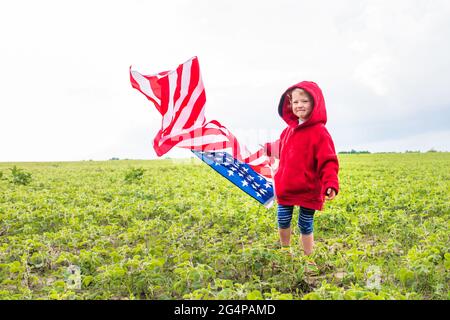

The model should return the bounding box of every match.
[130,56,277,207]
[192,150,274,207]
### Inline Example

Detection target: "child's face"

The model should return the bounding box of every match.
[291,89,313,121]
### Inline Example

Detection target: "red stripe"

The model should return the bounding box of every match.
[172,66,183,112]
[250,164,272,179]
[242,149,265,163]
[186,58,200,106]
[149,75,162,100]
[181,60,204,129]
[158,75,170,120]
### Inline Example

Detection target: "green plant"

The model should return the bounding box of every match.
[0,153,448,300]
[9,166,32,185]
[124,167,145,183]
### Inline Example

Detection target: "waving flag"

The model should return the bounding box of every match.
[130,57,278,207]
[130,57,207,156]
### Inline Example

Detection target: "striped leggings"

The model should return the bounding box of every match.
[277,204,315,235]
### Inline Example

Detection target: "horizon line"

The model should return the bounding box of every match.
[0,150,449,164]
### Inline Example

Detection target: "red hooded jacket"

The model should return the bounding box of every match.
[264,81,339,211]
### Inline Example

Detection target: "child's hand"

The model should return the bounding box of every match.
[325,188,336,200]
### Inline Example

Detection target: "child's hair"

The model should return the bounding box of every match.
[286,88,314,107]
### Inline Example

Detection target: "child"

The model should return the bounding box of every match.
[263,81,339,256]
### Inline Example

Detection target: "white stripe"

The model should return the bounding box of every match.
[248,155,267,166]
[131,71,160,105]
[204,122,221,129]
[159,126,200,144]
[233,145,251,160]
[192,104,206,129]
[170,75,205,133]
[172,59,192,116]
[263,197,274,209]
[175,134,229,147]
[158,122,228,146]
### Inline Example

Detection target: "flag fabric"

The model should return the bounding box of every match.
[192,150,275,208]
[129,57,207,157]
[130,56,278,207]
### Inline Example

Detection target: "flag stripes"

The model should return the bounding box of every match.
[130,56,278,206]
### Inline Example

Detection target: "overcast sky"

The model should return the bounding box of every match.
[1,0,449,162]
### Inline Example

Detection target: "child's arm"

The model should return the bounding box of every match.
[316,130,340,198]
[260,128,288,159]
[262,140,281,159]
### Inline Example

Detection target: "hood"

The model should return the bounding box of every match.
[277,81,327,128]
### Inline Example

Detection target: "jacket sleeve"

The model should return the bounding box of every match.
[316,129,340,195]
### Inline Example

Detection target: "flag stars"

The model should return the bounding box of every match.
[194,150,274,205]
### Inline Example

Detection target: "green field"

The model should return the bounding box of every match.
[0,153,449,300]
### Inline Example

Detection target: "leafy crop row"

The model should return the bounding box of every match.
[0,153,448,299]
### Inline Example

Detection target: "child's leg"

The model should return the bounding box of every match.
[279,228,291,247]
[277,204,294,246]
[298,207,315,255]
[301,233,314,256]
